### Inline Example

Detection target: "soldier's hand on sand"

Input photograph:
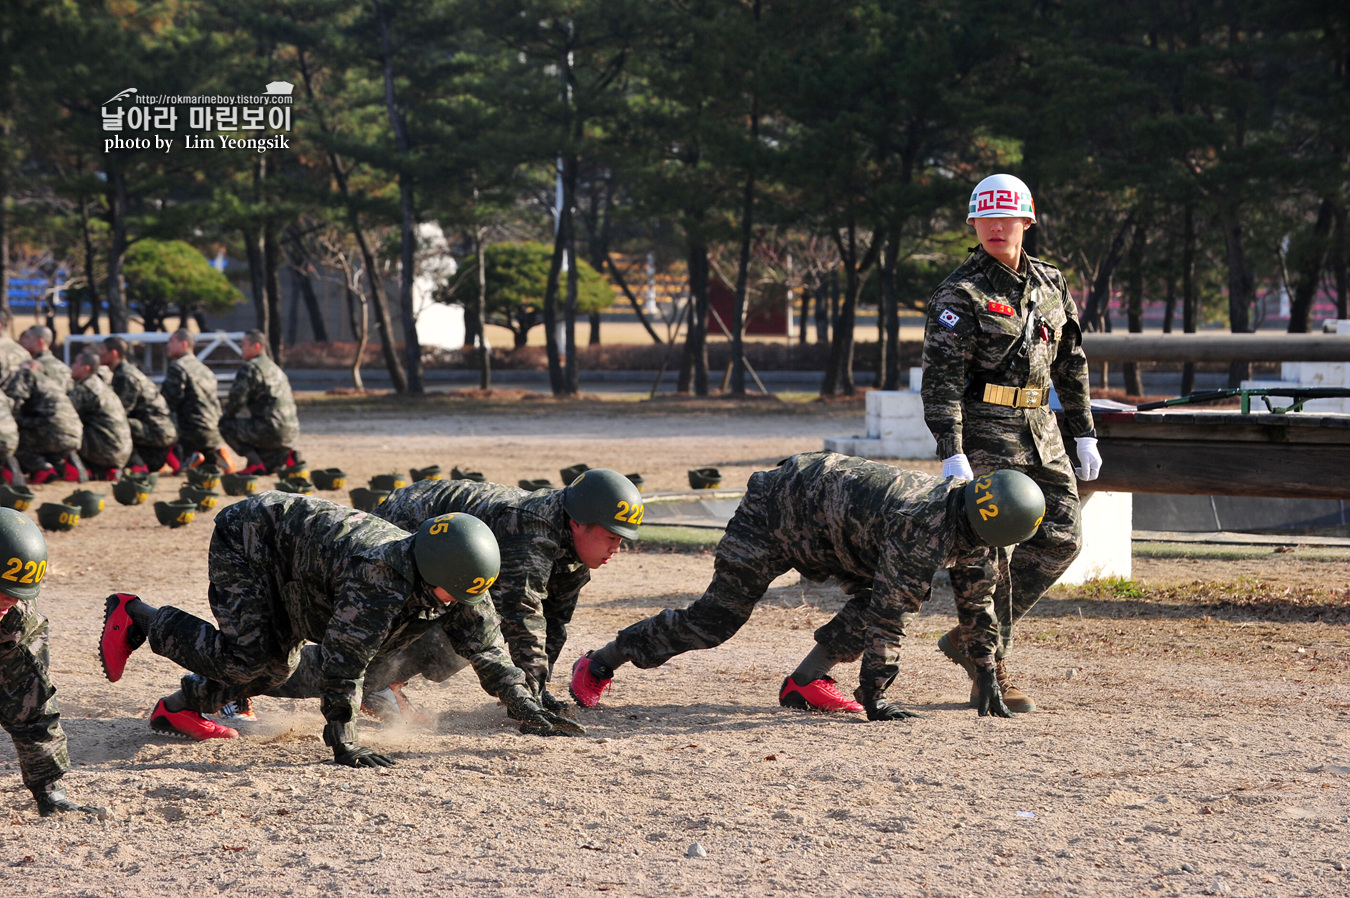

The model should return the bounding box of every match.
[861,695,923,721]
[31,782,105,818]
[975,667,1012,718]
[332,743,396,768]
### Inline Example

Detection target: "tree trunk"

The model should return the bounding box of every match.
[377,1,424,394]
[821,218,876,397]
[882,229,901,390]
[679,235,710,395]
[1083,211,1136,333]
[78,189,100,335]
[541,201,567,395]
[1219,200,1253,386]
[730,84,759,397]
[604,254,662,344]
[105,162,131,333]
[1123,217,1146,396]
[1180,202,1198,396]
[563,155,579,397]
[1286,195,1335,334]
[296,46,406,393]
[286,234,330,343]
[263,219,284,361]
[1332,201,1348,320]
[814,277,829,343]
[474,227,491,390]
[243,226,267,331]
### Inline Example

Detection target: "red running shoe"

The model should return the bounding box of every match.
[28,466,57,485]
[569,652,613,708]
[99,593,146,683]
[778,676,864,713]
[150,699,238,740]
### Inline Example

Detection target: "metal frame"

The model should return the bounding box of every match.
[64,330,246,384]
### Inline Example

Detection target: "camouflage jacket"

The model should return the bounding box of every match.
[162,353,223,449]
[376,480,589,691]
[2,367,82,453]
[110,361,177,448]
[922,247,1093,466]
[0,392,18,459]
[0,601,69,789]
[215,493,524,744]
[33,351,73,392]
[222,355,298,445]
[0,337,30,377]
[759,452,999,696]
[69,373,133,468]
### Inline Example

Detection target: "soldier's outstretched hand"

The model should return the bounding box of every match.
[861,695,923,721]
[974,667,1012,718]
[31,782,105,818]
[332,742,397,768]
[518,708,586,737]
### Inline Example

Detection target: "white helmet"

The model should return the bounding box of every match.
[967,173,1036,223]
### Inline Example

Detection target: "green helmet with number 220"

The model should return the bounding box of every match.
[564,468,644,540]
[0,507,48,601]
[963,470,1045,547]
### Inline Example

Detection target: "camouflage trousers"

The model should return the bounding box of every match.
[268,626,469,700]
[614,476,790,668]
[146,524,301,714]
[965,448,1081,658]
[80,431,132,471]
[0,603,70,789]
[220,418,292,463]
[16,426,79,473]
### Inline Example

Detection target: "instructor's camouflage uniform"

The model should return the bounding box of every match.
[0,600,70,792]
[142,493,525,747]
[161,352,223,455]
[219,354,298,470]
[922,246,1094,655]
[2,367,82,472]
[109,360,177,462]
[612,452,1002,704]
[276,480,586,700]
[69,370,133,472]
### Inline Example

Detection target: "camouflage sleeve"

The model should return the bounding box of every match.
[110,369,138,412]
[222,363,256,419]
[540,564,590,678]
[490,530,560,693]
[438,599,528,699]
[161,363,185,409]
[0,604,69,789]
[317,562,410,745]
[2,368,32,405]
[921,286,978,459]
[1049,272,1095,437]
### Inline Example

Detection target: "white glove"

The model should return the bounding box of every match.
[941,453,974,480]
[1074,437,1102,481]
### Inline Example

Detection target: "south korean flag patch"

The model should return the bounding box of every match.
[938,308,961,330]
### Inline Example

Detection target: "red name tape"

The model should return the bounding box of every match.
[987,301,1015,316]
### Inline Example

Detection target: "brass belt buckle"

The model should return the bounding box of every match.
[1020,387,1044,408]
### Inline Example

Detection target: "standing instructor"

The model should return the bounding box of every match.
[921,173,1102,713]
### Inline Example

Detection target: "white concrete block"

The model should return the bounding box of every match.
[909,367,924,393]
[1054,490,1132,585]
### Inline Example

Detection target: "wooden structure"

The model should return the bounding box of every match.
[1066,409,1350,500]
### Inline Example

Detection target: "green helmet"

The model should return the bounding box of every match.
[563,468,644,540]
[413,512,501,605]
[964,470,1046,547]
[0,507,48,600]
[37,502,81,532]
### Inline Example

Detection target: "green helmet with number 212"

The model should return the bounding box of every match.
[0,507,48,601]
[963,470,1045,547]
[564,468,644,540]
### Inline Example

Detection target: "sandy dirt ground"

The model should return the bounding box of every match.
[2,396,1347,897]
